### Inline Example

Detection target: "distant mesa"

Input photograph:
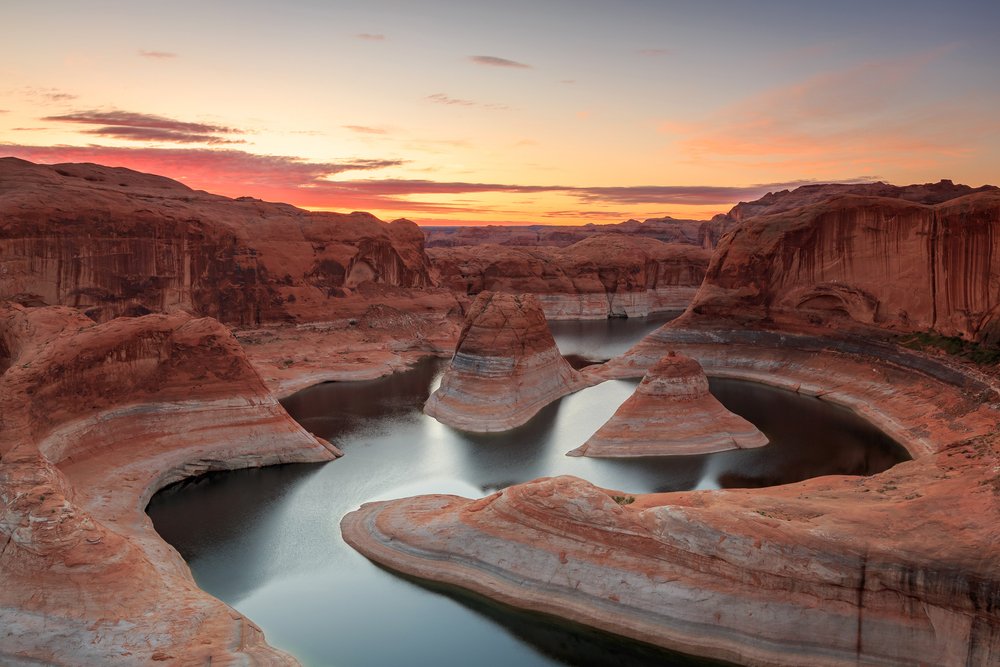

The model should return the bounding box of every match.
[429,234,710,320]
[569,352,767,457]
[424,291,585,431]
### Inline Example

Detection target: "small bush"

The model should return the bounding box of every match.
[612,495,635,506]
[899,332,1000,366]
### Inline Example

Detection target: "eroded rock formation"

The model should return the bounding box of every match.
[424,292,584,431]
[569,352,766,457]
[717,179,998,224]
[344,329,1000,666]
[430,235,710,319]
[0,302,338,664]
[0,157,439,325]
[689,191,1000,344]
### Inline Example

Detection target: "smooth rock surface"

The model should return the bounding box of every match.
[424,292,585,431]
[569,353,767,457]
[0,302,337,664]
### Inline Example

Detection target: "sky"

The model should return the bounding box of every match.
[2,0,999,225]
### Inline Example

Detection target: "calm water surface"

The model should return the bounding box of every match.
[148,316,907,667]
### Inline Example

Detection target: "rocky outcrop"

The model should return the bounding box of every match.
[689,191,1000,345]
[429,235,710,319]
[0,302,338,664]
[717,179,998,224]
[424,292,584,431]
[0,157,438,326]
[569,352,766,457]
[344,327,1000,667]
[425,216,734,250]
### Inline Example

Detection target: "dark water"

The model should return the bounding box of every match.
[147,318,908,667]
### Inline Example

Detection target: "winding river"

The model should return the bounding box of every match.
[148,315,908,667]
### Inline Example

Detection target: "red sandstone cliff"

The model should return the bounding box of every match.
[0,158,437,325]
[716,179,998,224]
[687,191,1000,345]
[430,235,710,319]
[0,302,336,663]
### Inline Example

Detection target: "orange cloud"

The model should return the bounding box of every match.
[661,45,988,174]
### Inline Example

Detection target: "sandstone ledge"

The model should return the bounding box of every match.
[0,304,338,664]
[345,326,1000,666]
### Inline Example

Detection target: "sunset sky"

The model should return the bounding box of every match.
[3,0,999,225]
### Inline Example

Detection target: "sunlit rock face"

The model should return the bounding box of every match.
[424,291,584,431]
[689,188,1000,345]
[0,157,436,326]
[569,352,767,457]
[0,302,336,664]
[429,235,710,319]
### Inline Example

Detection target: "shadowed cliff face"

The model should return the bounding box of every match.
[0,158,435,325]
[689,191,1000,344]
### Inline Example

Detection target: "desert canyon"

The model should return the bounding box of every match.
[2,157,999,666]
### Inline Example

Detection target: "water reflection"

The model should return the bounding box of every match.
[147,319,908,667]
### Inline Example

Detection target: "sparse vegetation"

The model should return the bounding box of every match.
[899,332,1000,366]
[612,495,635,506]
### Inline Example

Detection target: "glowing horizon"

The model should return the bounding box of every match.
[2,1,998,226]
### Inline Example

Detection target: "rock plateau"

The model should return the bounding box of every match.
[0,157,448,326]
[568,352,767,457]
[429,235,709,319]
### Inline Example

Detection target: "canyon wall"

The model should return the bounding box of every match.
[0,302,337,664]
[429,235,710,319]
[688,191,1000,344]
[0,158,437,326]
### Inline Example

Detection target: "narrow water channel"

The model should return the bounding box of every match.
[147,316,908,667]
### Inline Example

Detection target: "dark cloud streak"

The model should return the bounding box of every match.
[43,110,243,145]
[468,55,531,69]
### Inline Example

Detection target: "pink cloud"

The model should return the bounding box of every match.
[138,50,177,59]
[0,143,879,215]
[661,45,982,172]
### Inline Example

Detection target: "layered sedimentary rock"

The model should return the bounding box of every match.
[0,302,338,664]
[424,215,734,249]
[424,292,584,431]
[717,179,998,224]
[345,328,1000,667]
[689,190,1000,344]
[430,235,710,319]
[569,352,766,457]
[0,157,439,325]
